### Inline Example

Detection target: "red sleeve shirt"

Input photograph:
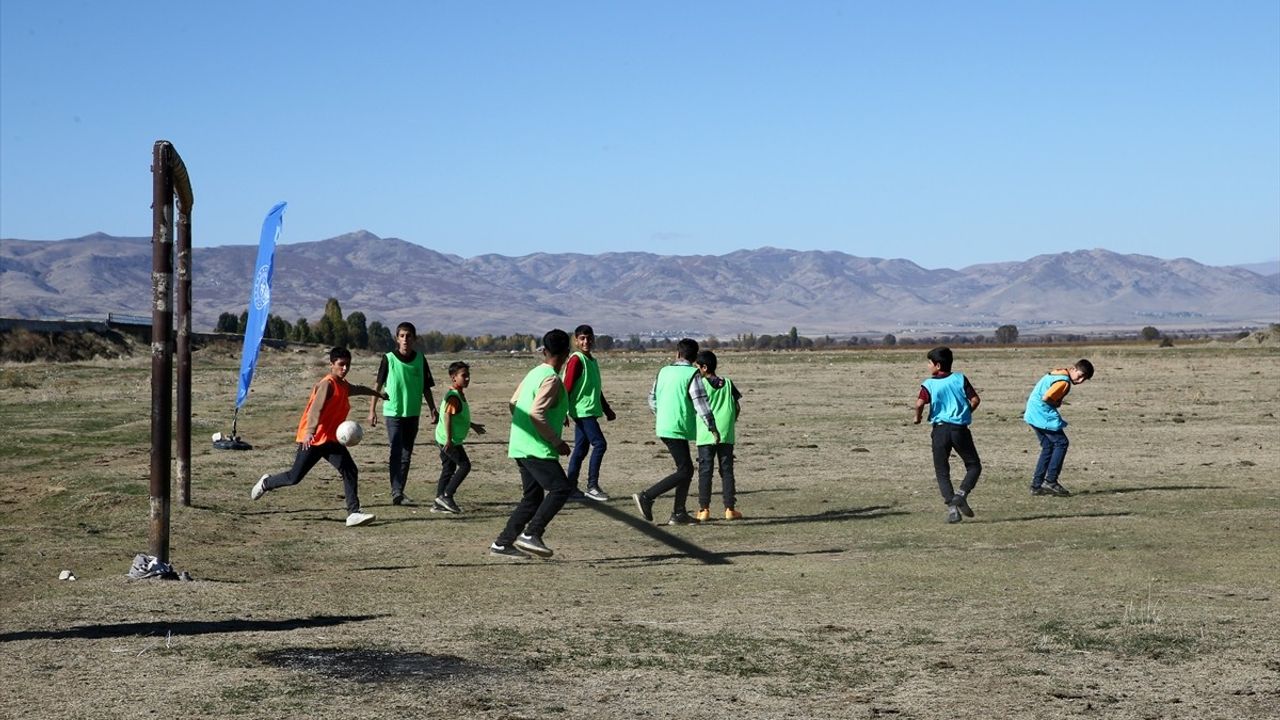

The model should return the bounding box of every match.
[562,354,582,395]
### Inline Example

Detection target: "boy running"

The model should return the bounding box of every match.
[433,361,485,513]
[913,346,982,524]
[252,346,387,527]
[490,330,574,559]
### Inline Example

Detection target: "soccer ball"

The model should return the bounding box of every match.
[336,420,364,447]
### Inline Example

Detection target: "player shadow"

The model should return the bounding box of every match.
[0,614,383,643]
[985,511,1135,524]
[1076,484,1229,496]
[589,547,846,566]
[579,501,734,565]
[743,506,906,526]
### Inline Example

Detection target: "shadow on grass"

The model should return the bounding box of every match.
[0,614,383,643]
[1077,485,1229,496]
[744,505,907,526]
[986,511,1135,524]
[582,501,733,565]
[590,547,846,565]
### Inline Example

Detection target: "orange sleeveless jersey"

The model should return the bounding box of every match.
[294,375,351,444]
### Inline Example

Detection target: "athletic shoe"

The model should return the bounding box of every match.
[724,508,743,521]
[946,505,962,524]
[668,511,698,526]
[1030,485,1052,496]
[392,494,413,506]
[514,533,553,558]
[250,474,268,501]
[567,488,588,502]
[1044,482,1072,497]
[694,508,712,522]
[489,543,528,559]
[954,495,974,518]
[633,492,654,522]
[584,486,610,502]
[345,511,376,527]
[434,495,462,514]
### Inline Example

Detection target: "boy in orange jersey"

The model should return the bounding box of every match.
[251,346,387,527]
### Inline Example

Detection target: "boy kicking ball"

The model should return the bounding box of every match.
[252,346,387,527]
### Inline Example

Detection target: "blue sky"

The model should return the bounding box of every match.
[2,1,1277,266]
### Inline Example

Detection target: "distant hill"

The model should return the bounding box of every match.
[2,231,1277,336]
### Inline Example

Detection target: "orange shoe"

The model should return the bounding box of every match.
[724,508,743,520]
[694,508,712,522]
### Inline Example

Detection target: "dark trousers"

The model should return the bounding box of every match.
[643,437,694,513]
[264,441,361,513]
[565,416,607,488]
[495,457,571,545]
[436,444,471,498]
[931,423,981,505]
[697,443,737,509]
[1031,426,1070,485]
[385,416,420,499]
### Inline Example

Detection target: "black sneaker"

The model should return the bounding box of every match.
[632,492,654,522]
[434,495,462,514]
[1044,482,1072,497]
[954,495,975,518]
[392,494,413,506]
[668,511,698,525]
[946,505,962,524]
[1030,485,1052,496]
[514,533,553,558]
[489,543,528,559]
[567,488,588,502]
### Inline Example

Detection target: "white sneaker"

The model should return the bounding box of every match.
[250,475,268,501]
[345,511,376,527]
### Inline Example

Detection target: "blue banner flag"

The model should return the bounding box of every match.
[235,202,287,408]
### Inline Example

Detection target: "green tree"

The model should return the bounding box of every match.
[1141,326,1160,342]
[346,312,369,349]
[442,334,468,353]
[215,312,239,333]
[320,298,349,347]
[292,317,314,343]
[882,333,897,347]
[788,326,799,348]
[366,321,394,352]
[265,314,291,340]
[595,334,615,351]
[237,311,249,334]
[994,324,1019,344]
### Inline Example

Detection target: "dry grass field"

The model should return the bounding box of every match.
[1,342,1277,719]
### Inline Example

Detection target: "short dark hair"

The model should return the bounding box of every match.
[447,361,470,376]
[574,324,594,337]
[542,329,571,357]
[676,338,699,363]
[927,346,953,372]
[695,350,718,373]
[1075,358,1095,380]
[395,322,417,337]
[329,346,352,363]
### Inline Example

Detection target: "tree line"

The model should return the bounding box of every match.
[215,305,1191,353]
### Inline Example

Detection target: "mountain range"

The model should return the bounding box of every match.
[1,232,1277,337]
